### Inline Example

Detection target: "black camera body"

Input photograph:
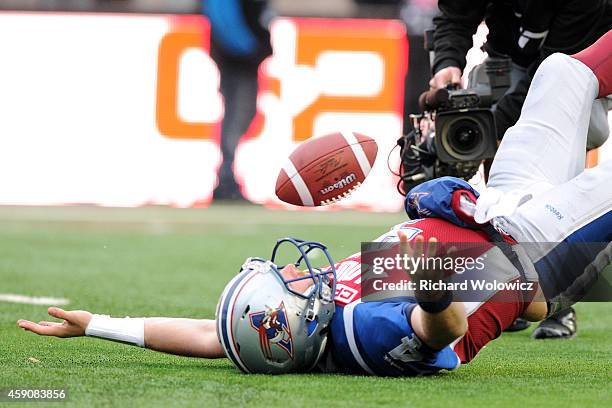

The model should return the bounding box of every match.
[436,57,513,164]
[434,92,497,164]
[396,49,512,194]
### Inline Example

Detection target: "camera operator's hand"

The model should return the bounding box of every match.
[429,66,462,90]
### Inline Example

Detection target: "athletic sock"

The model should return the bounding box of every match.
[571,29,612,98]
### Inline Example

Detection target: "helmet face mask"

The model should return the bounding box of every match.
[216,238,337,374]
[271,238,336,306]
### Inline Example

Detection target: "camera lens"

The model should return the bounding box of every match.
[452,124,480,153]
[441,117,485,160]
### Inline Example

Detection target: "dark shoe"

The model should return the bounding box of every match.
[532,308,577,339]
[505,318,531,332]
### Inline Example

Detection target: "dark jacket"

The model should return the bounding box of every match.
[432,0,612,137]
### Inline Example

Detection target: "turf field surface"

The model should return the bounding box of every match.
[0,205,610,407]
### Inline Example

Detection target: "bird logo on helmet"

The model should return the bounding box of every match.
[216,237,337,374]
[249,302,294,359]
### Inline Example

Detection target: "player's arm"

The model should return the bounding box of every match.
[17,307,225,359]
[144,318,224,358]
[398,232,468,350]
[410,298,467,351]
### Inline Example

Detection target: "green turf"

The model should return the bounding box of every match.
[0,205,610,408]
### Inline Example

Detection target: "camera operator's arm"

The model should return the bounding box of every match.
[430,0,488,90]
[493,0,608,140]
[542,0,607,57]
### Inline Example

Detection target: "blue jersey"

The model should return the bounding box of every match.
[323,231,463,377]
[327,302,460,376]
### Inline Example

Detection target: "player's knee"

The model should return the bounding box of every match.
[538,53,575,82]
[529,53,597,104]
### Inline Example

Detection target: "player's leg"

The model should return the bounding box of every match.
[486,29,612,199]
[587,97,611,150]
[474,52,600,224]
[503,159,612,314]
[484,52,597,196]
[498,30,612,314]
[479,31,612,333]
[578,28,612,149]
[497,28,612,244]
[572,29,612,100]
[500,159,612,244]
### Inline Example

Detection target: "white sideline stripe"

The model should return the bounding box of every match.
[341,130,372,177]
[344,301,375,375]
[0,293,70,306]
[282,161,314,206]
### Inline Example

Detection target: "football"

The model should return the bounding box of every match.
[275,131,378,206]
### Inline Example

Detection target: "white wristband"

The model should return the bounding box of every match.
[85,314,145,347]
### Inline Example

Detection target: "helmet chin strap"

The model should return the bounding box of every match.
[320,274,334,302]
[305,296,317,321]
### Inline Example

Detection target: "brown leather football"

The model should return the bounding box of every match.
[275,131,378,206]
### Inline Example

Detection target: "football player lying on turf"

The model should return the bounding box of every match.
[18,30,612,376]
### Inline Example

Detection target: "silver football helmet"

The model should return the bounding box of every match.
[216,238,337,374]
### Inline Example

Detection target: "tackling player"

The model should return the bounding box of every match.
[16,30,612,376]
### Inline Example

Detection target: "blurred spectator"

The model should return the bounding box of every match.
[203,0,273,201]
[399,0,437,133]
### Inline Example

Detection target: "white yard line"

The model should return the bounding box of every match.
[0,293,70,306]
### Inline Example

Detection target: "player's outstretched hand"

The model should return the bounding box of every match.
[398,231,441,281]
[398,231,453,302]
[17,307,92,338]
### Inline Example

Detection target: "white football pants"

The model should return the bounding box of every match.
[475,53,612,309]
[476,53,611,249]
